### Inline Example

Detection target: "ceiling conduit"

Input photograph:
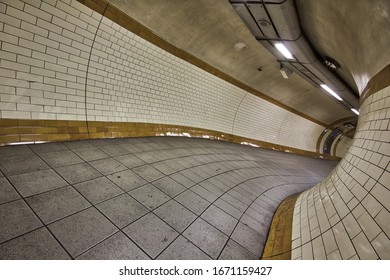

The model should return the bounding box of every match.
[229,0,360,112]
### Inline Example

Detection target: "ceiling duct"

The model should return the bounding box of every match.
[229,0,359,110]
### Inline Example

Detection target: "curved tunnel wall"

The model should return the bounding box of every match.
[0,0,324,154]
[292,82,390,259]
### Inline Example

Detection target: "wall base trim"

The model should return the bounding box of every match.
[0,118,340,160]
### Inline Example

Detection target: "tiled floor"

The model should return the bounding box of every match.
[0,137,338,260]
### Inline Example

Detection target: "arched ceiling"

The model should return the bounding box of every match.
[107,0,390,125]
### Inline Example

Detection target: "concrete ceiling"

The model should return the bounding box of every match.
[107,0,390,125]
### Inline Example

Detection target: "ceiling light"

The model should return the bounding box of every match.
[320,84,343,101]
[274,42,294,59]
[351,108,360,115]
[280,63,292,79]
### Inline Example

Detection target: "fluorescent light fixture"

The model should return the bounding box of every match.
[320,84,343,101]
[274,42,294,59]
[351,108,360,115]
[280,63,292,79]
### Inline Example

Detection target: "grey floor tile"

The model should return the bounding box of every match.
[0,145,33,157]
[0,155,49,176]
[218,239,258,260]
[123,213,178,259]
[183,218,228,259]
[74,177,124,204]
[55,163,102,184]
[0,177,20,204]
[151,162,177,175]
[48,207,118,258]
[107,170,148,192]
[8,169,68,197]
[191,184,218,202]
[72,147,109,161]
[129,184,170,210]
[89,158,127,175]
[179,170,204,183]
[153,199,197,232]
[213,198,243,219]
[96,193,148,228]
[228,189,253,205]
[132,165,165,182]
[169,173,196,188]
[77,232,150,260]
[29,142,68,154]
[26,186,91,224]
[0,199,42,243]
[114,154,146,169]
[199,180,225,196]
[39,150,83,168]
[175,190,210,215]
[231,222,266,257]
[99,145,129,157]
[201,205,238,236]
[64,140,94,150]
[221,193,247,211]
[0,227,71,260]
[152,176,187,197]
[0,170,3,177]
[240,213,266,234]
[157,236,211,260]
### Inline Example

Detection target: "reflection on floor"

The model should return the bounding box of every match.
[0,137,338,260]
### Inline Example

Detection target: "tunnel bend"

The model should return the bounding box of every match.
[0,0,388,260]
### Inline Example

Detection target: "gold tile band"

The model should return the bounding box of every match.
[0,118,340,160]
[262,193,300,260]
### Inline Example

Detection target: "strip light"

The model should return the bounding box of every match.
[351,108,360,115]
[320,84,343,101]
[274,42,294,59]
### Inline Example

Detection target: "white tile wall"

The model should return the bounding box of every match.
[293,85,390,259]
[335,136,353,158]
[0,0,324,152]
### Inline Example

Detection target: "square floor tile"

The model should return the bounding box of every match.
[26,186,91,224]
[0,177,20,204]
[201,205,238,235]
[191,184,218,202]
[96,193,148,228]
[169,173,196,188]
[77,232,150,260]
[99,145,129,157]
[39,150,83,168]
[0,155,49,176]
[153,199,196,232]
[107,170,148,192]
[8,169,68,197]
[123,213,178,259]
[89,158,127,175]
[175,190,210,215]
[231,222,265,257]
[64,140,94,150]
[74,177,124,204]
[72,147,109,161]
[214,198,243,219]
[183,218,228,259]
[157,236,211,260]
[151,162,177,175]
[218,239,258,260]
[29,142,68,154]
[129,184,170,210]
[221,193,247,211]
[113,154,146,169]
[0,227,71,260]
[152,176,186,197]
[48,207,118,258]
[55,163,102,184]
[132,165,165,182]
[0,145,33,157]
[0,199,42,243]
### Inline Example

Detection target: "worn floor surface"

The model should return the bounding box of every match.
[0,137,338,260]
